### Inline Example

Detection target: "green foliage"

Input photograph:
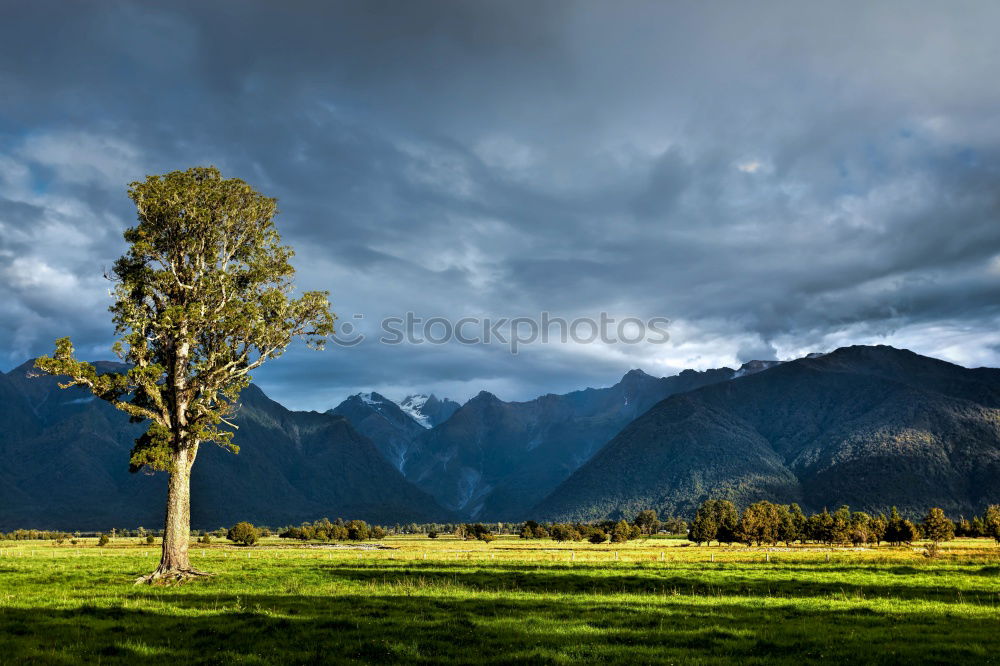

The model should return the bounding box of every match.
[660,516,688,535]
[737,501,788,545]
[459,524,495,542]
[199,535,211,545]
[588,530,607,544]
[34,166,335,474]
[633,509,659,535]
[346,520,371,541]
[609,520,632,543]
[885,507,919,546]
[688,499,739,545]
[97,534,110,547]
[922,508,955,544]
[227,522,260,546]
[427,531,439,539]
[551,524,583,542]
[984,505,1000,544]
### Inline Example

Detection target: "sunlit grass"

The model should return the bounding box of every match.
[1,535,998,663]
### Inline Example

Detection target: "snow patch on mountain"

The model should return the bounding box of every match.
[399,394,433,428]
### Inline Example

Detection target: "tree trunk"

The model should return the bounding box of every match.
[137,444,209,583]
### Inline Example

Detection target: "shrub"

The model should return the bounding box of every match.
[610,520,632,543]
[199,534,212,544]
[346,520,370,541]
[428,531,439,539]
[588,530,607,544]
[227,522,260,546]
[146,535,156,544]
[371,526,387,539]
[97,534,110,547]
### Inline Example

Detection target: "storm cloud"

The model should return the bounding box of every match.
[2,1,999,409]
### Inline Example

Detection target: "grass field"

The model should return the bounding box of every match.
[1,535,999,663]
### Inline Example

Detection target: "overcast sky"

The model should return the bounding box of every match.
[2,1,999,410]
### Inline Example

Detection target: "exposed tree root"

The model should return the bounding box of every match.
[135,566,215,585]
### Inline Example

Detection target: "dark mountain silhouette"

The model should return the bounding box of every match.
[0,361,450,531]
[328,392,428,472]
[534,346,1000,521]
[403,365,739,520]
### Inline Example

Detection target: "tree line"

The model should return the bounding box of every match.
[518,511,688,544]
[278,518,387,542]
[686,500,1000,546]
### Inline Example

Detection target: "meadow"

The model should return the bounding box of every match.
[1,535,999,664]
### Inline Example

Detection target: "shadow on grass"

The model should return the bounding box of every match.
[287,561,1000,604]
[1,591,996,664]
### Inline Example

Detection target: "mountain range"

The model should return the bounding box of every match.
[2,345,999,529]
[0,361,450,530]
[535,346,1000,520]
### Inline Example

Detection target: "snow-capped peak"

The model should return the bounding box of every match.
[399,394,433,428]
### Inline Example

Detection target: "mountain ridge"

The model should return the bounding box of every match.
[533,345,1000,520]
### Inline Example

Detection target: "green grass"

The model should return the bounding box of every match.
[1,536,999,663]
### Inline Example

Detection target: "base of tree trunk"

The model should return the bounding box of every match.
[134,565,214,585]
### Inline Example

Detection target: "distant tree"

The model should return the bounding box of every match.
[830,506,853,544]
[346,520,370,541]
[34,167,334,582]
[970,516,987,538]
[588,530,608,544]
[922,508,955,544]
[661,517,688,535]
[371,526,387,540]
[551,524,581,542]
[984,505,1000,544]
[689,499,739,546]
[98,534,110,547]
[848,512,873,546]
[227,522,259,546]
[688,512,716,546]
[869,514,887,546]
[146,535,156,545]
[427,531,439,539]
[634,510,660,536]
[782,504,806,544]
[610,520,632,543]
[737,501,784,546]
[199,535,212,544]
[459,524,494,542]
[807,509,834,544]
[885,507,919,546]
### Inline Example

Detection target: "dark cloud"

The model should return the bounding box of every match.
[2,1,999,409]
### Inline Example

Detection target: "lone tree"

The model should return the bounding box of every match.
[922,507,955,545]
[35,167,334,583]
[227,522,260,547]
